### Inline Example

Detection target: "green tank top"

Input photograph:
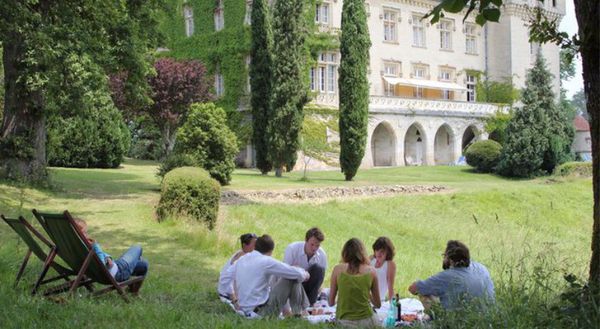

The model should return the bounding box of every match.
[336,271,374,320]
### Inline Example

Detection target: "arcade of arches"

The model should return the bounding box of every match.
[366,119,483,167]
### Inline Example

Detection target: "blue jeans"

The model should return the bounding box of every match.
[114,244,148,282]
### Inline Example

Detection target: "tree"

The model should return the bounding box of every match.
[476,75,520,105]
[175,103,239,185]
[338,0,371,181]
[0,1,160,182]
[560,48,577,81]
[572,88,588,120]
[427,0,600,289]
[110,58,212,157]
[249,0,274,175]
[268,0,308,177]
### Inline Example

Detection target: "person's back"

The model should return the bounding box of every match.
[234,251,271,312]
[433,261,494,310]
[336,264,374,321]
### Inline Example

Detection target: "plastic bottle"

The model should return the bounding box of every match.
[396,293,402,322]
[385,304,396,328]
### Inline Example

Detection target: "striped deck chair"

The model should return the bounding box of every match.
[1,214,76,295]
[32,209,144,302]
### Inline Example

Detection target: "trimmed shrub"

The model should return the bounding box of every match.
[156,167,220,229]
[465,140,503,173]
[175,103,238,185]
[554,161,592,177]
[157,153,199,178]
[47,104,130,168]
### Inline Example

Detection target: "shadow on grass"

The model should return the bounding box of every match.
[48,170,160,199]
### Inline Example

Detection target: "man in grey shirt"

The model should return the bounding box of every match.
[408,240,495,310]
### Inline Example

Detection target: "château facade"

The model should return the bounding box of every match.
[166,0,564,168]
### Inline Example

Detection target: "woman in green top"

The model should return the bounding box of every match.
[329,238,381,327]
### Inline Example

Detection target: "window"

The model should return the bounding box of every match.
[244,1,252,25]
[310,52,339,93]
[412,14,426,47]
[442,90,451,100]
[465,23,477,54]
[214,0,224,31]
[412,65,428,79]
[315,2,330,25]
[439,68,453,81]
[466,74,476,102]
[414,87,424,98]
[215,65,224,97]
[184,5,194,37]
[439,19,453,50]
[383,62,400,77]
[383,10,398,42]
[552,0,556,7]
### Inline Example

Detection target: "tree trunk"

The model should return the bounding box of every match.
[275,166,282,177]
[574,0,600,285]
[0,34,47,182]
[161,124,177,158]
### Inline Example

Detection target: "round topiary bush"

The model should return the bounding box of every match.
[156,166,220,229]
[465,140,503,173]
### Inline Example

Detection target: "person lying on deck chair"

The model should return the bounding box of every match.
[217,233,257,301]
[74,218,148,292]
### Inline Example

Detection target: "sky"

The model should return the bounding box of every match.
[559,0,584,98]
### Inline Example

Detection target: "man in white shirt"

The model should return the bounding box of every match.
[222,234,310,317]
[283,227,327,305]
[217,233,257,300]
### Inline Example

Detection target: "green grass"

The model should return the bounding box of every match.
[0,159,594,328]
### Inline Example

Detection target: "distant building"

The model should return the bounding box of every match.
[572,115,591,161]
[166,0,564,168]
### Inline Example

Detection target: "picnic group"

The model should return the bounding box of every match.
[3,211,494,327]
[216,227,495,327]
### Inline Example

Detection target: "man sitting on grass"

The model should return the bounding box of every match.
[408,240,495,311]
[283,227,327,305]
[222,234,310,318]
[217,233,257,301]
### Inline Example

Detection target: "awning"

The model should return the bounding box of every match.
[382,76,467,91]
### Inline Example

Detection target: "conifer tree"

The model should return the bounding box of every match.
[268,0,307,177]
[496,54,572,177]
[338,0,371,181]
[250,0,273,174]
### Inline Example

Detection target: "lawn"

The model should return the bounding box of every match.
[0,159,594,328]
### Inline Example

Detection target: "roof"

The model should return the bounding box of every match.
[573,115,590,132]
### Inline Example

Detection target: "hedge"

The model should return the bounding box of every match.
[554,161,592,177]
[156,166,220,229]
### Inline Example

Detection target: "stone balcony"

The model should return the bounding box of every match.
[311,93,507,118]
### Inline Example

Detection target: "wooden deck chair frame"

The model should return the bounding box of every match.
[1,214,77,295]
[32,209,144,302]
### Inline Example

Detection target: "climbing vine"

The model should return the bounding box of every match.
[159,0,339,143]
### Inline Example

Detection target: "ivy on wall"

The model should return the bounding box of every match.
[159,0,339,143]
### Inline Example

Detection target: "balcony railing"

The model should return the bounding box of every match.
[311,94,507,116]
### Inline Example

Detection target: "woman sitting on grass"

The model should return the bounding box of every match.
[74,218,148,292]
[370,236,397,301]
[329,238,381,327]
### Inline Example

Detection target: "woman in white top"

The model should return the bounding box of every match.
[369,236,397,301]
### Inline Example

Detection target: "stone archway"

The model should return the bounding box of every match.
[434,124,455,165]
[404,123,426,166]
[462,125,478,151]
[371,122,396,167]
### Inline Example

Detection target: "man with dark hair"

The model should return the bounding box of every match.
[408,240,495,310]
[222,234,310,317]
[217,233,257,300]
[283,227,327,305]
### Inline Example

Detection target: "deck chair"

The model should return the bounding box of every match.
[32,209,144,302]
[1,214,77,295]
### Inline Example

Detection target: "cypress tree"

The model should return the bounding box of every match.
[338,0,371,181]
[496,54,569,177]
[250,0,273,174]
[268,0,307,177]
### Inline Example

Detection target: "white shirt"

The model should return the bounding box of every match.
[222,250,308,313]
[283,241,328,271]
[217,250,243,296]
[370,258,389,300]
